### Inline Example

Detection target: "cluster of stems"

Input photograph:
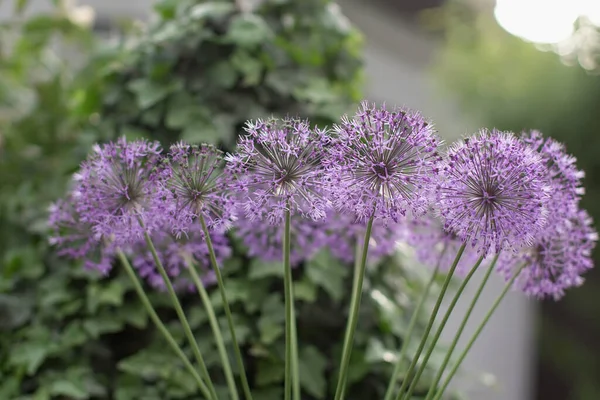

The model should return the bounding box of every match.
[118,208,526,400]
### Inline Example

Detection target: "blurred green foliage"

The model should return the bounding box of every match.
[432,2,600,399]
[0,0,460,399]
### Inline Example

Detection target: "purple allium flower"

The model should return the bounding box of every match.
[496,207,597,300]
[233,206,328,266]
[325,212,403,264]
[159,142,234,235]
[436,129,550,256]
[48,195,114,274]
[327,101,441,223]
[404,212,483,277]
[130,223,231,291]
[225,118,331,225]
[72,137,165,244]
[521,130,584,216]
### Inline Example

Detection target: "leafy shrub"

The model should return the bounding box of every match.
[0,1,457,399]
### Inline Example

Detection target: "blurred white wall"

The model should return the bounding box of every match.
[0,1,536,399]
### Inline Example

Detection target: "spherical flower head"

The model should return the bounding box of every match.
[160,142,235,235]
[73,137,165,244]
[328,101,442,223]
[225,118,332,225]
[521,130,584,217]
[48,195,114,274]
[131,223,230,291]
[436,129,550,256]
[404,212,482,277]
[233,205,328,266]
[497,207,597,300]
[325,211,403,264]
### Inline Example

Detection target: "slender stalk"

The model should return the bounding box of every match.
[281,208,300,400]
[431,264,525,400]
[142,231,218,400]
[186,257,239,400]
[116,250,212,399]
[423,253,500,400]
[337,241,368,400]
[199,214,254,400]
[382,247,446,400]
[395,243,466,400]
[401,253,485,400]
[333,216,375,400]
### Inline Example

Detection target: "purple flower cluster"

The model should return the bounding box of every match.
[328,101,442,223]
[225,118,331,225]
[49,103,596,300]
[436,129,550,256]
[494,131,595,299]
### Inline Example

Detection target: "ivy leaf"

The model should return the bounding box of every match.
[294,278,317,303]
[83,317,123,338]
[127,79,181,109]
[249,259,283,280]
[255,359,284,386]
[299,346,328,399]
[49,380,88,399]
[9,342,49,375]
[226,14,273,48]
[87,280,127,313]
[189,2,234,20]
[230,50,263,86]
[305,250,349,302]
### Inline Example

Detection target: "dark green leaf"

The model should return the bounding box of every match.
[306,250,349,302]
[249,259,283,279]
[255,359,284,386]
[49,380,87,399]
[226,14,273,48]
[299,346,328,399]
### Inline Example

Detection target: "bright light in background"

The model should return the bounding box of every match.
[494,0,600,44]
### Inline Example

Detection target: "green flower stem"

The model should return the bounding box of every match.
[142,231,218,400]
[282,208,300,400]
[333,216,375,400]
[382,247,446,400]
[423,253,500,400]
[401,253,485,400]
[337,243,368,400]
[199,214,254,400]
[431,263,525,400]
[395,243,466,400]
[186,257,239,400]
[116,249,213,399]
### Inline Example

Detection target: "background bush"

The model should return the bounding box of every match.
[1,1,458,399]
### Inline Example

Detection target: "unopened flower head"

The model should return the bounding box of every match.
[73,137,165,244]
[522,130,584,216]
[225,118,331,225]
[328,101,441,223]
[48,195,114,274]
[160,142,234,234]
[404,212,483,277]
[131,223,230,291]
[325,211,403,264]
[437,129,550,255]
[497,207,597,300]
[233,205,327,266]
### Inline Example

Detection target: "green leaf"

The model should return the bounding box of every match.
[127,79,180,109]
[255,359,284,386]
[83,317,123,337]
[249,259,283,280]
[230,50,263,86]
[299,346,328,399]
[9,342,49,375]
[294,278,318,303]
[87,280,127,312]
[205,62,238,89]
[49,380,87,399]
[226,14,273,48]
[189,2,234,20]
[306,250,349,302]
